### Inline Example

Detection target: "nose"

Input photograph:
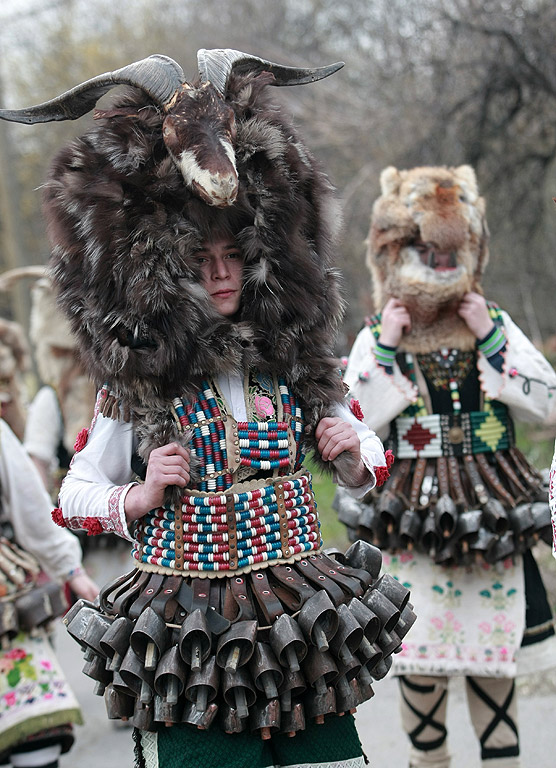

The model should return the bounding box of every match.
[212,255,230,280]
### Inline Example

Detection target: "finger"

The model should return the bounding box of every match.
[315,417,340,440]
[319,427,354,461]
[328,436,360,462]
[153,442,190,460]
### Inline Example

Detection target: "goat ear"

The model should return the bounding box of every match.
[380,166,401,197]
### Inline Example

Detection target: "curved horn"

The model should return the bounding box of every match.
[0,55,186,125]
[197,48,344,96]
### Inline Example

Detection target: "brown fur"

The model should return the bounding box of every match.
[367,165,489,353]
[44,71,346,469]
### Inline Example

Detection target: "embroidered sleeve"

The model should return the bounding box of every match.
[373,341,397,374]
[477,325,507,373]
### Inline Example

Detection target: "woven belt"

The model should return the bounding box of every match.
[132,469,321,576]
[391,404,514,460]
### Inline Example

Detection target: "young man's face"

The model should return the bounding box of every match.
[194,237,244,317]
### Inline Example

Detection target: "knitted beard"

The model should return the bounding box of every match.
[44,72,345,464]
[367,165,490,354]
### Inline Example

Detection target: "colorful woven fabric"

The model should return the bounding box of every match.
[391,403,513,459]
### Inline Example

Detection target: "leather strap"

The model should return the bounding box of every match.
[127,572,165,620]
[436,457,450,498]
[249,570,284,624]
[226,495,238,571]
[229,574,256,621]
[447,456,467,509]
[99,569,138,614]
[463,455,489,506]
[475,453,515,507]
[150,575,183,622]
[307,554,364,599]
[494,451,527,497]
[112,571,150,617]
[269,564,317,610]
[409,458,427,510]
[509,446,541,488]
[296,558,345,606]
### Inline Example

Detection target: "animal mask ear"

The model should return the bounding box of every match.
[379,166,401,197]
[453,165,478,197]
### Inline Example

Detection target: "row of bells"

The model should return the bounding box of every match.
[337,487,552,566]
[64,542,417,737]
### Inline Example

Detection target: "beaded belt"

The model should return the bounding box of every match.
[132,470,321,576]
[391,404,514,460]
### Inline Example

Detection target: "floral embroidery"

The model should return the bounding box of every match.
[73,427,89,453]
[51,508,67,528]
[478,613,517,649]
[431,580,463,608]
[428,610,464,645]
[349,398,365,421]
[83,517,103,536]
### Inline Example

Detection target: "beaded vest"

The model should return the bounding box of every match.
[366,302,515,459]
[132,374,322,576]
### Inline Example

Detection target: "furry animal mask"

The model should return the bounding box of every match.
[36,57,345,433]
[367,165,489,353]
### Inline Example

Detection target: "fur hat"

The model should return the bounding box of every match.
[367,165,490,353]
[43,63,346,446]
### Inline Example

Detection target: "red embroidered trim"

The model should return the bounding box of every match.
[73,427,89,453]
[385,449,395,468]
[349,398,365,422]
[51,507,67,528]
[83,517,103,536]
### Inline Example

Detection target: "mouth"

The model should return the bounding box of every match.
[212,289,236,299]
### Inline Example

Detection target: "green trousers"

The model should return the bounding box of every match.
[135,713,367,768]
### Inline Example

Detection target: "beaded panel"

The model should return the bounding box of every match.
[132,472,321,573]
[171,377,305,492]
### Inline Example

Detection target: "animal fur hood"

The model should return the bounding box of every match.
[44,71,345,435]
[367,165,490,353]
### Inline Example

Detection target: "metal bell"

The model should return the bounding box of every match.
[66,605,102,651]
[153,694,183,724]
[377,627,401,657]
[488,531,515,564]
[374,573,410,612]
[81,612,115,657]
[335,488,363,530]
[357,502,385,547]
[130,606,169,671]
[434,494,458,538]
[100,616,134,672]
[378,490,405,534]
[132,699,154,731]
[370,653,393,680]
[219,703,248,734]
[215,620,257,673]
[62,598,95,628]
[15,585,55,631]
[82,652,113,690]
[302,647,338,695]
[482,498,509,535]
[394,603,417,641]
[269,613,307,672]
[249,698,281,740]
[344,540,383,581]
[347,598,380,644]
[455,509,482,552]
[154,645,187,705]
[222,667,257,720]
[304,685,336,723]
[399,509,422,549]
[279,701,305,737]
[185,656,220,713]
[508,503,534,537]
[362,588,400,633]
[119,644,154,703]
[335,674,366,713]
[178,608,212,670]
[298,591,339,652]
[329,603,364,665]
[421,511,441,556]
[104,683,135,720]
[249,641,284,700]
[182,699,218,730]
[278,667,306,713]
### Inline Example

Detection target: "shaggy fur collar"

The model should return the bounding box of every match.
[44,73,345,461]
